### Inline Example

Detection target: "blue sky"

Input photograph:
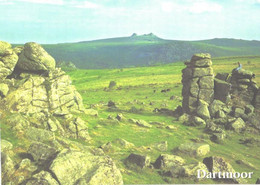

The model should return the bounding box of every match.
[0,0,260,43]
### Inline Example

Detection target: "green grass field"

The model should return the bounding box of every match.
[64,56,260,184]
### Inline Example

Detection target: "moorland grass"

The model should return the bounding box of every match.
[65,56,260,184]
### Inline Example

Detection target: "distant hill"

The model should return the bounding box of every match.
[40,34,260,69]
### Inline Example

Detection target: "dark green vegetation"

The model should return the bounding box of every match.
[40,34,260,69]
[63,56,260,184]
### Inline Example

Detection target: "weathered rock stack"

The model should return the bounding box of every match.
[230,69,258,107]
[182,53,214,118]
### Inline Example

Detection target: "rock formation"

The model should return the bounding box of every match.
[0,41,123,185]
[0,41,18,80]
[182,53,214,115]
[181,53,259,140]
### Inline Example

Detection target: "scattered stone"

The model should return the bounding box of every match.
[165,125,177,130]
[108,100,116,107]
[256,178,260,184]
[245,104,254,115]
[178,113,190,123]
[193,116,206,126]
[210,132,226,143]
[100,142,114,153]
[178,143,210,157]
[169,162,208,179]
[209,100,225,117]
[27,142,58,164]
[197,103,211,120]
[116,113,125,121]
[203,156,235,173]
[153,141,168,152]
[154,154,185,169]
[202,156,241,183]
[113,139,135,149]
[125,153,151,168]
[49,149,123,185]
[84,108,98,116]
[136,120,152,128]
[18,158,37,172]
[228,117,245,133]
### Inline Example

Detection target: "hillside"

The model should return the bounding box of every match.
[1,39,260,184]
[39,34,260,69]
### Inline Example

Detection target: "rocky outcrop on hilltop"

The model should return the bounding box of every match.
[180,53,259,140]
[0,41,123,185]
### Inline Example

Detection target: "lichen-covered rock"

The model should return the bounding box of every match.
[169,162,208,179]
[0,83,9,97]
[0,41,12,55]
[5,68,85,114]
[49,149,123,185]
[154,154,185,169]
[27,142,58,164]
[153,141,168,151]
[25,127,55,142]
[214,79,231,103]
[126,153,151,168]
[229,117,245,133]
[5,113,30,132]
[26,171,59,185]
[1,152,15,182]
[191,53,211,61]
[209,100,225,117]
[113,138,135,149]
[1,140,13,152]
[178,143,210,157]
[135,119,152,128]
[215,72,230,81]
[178,113,190,123]
[182,53,214,114]
[203,156,237,181]
[210,132,226,143]
[17,158,37,173]
[197,103,211,120]
[17,42,55,72]
[67,117,90,141]
[0,41,18,80]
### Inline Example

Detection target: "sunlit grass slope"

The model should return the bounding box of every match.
[65,56,260,184]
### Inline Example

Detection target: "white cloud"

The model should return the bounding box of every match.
[161,2,175,12]
[15,0,64,5]
[188,1,222,13]
[71,1,100,9]
[0,0,14,5]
